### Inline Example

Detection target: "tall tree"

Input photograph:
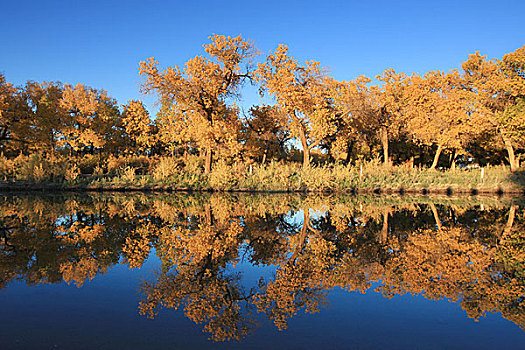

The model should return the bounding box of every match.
[0,74,32,154]
[327,76,376,164]
[121,100,156,154]
[403,71,480,169]
[59,83,122,155]
[373,69,409,165]
[23,81,66,153]
[462,46,525,171]
[139,35,257,174]
[256,45,338,167]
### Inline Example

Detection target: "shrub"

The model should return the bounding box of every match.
[152,156,179,181]
[120,167,136,183]
[77,154,100,174]
[0,154,16,180]
[208,160,238,190]
[65,164,80,182]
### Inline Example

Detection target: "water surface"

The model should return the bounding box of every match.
[0,193,524,349]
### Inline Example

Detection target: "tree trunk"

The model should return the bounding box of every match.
[204,147,212,175]
[303,147,310,168]
[430,203,442,230]
[290,210,310,263]
[380,209,389,243]
[345,140,355,166]
[298,129,310,168]
[502,133,518,171]
[502,205,517,240]
[450,149,457,171]
[261,145,268,165]
[430,144,443,169]
[380,127,389,166]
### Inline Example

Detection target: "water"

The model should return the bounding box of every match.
[0,193,524,349]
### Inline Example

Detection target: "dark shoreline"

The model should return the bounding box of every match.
[1,182,524,196]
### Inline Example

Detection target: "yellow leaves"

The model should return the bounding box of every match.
[401,70,480,149]
[256,45,339,166]
[60,83,98,115]
[123,223,152,269]
[140,35,256,171]
[122,99,155,152]
[58,222,105,244]
[204,35,257,67]
[157,219,243,268]
[60,255,100,287]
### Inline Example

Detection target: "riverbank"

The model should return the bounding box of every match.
[1,162,524,195]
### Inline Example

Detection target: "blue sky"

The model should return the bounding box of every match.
[1,0,524,114]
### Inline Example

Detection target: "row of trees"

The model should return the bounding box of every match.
[140,35,525,172]
[1,35,524,173]
[0,75,156,156]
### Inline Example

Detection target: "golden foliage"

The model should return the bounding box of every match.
[139,35,257,173]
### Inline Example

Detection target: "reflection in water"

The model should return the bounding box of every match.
[0,193,524,342]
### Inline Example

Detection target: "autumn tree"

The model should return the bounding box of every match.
[121,100,156,154]
[256,45,338,167]
[403,71,480,169]
[373,69,409,165]
[0,74,14,145]
[139,35,257,174]
[243,105,289,163]
[327,76,376,164]
[58,83,123,155]
[0,74,32,154]
[22,81,66,153]
[462,45,525,171]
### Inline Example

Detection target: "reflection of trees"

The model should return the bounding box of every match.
[0,195,145,288]
[139,213,254,341]
[253,210,334,330]
[0,194,524,340]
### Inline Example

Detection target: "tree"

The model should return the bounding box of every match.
[373,69,409,165]
[23,81,66,153]
[243,105,289,164]
[462,46,525,171]
[121,100,156,154]
[403,71,480,169]
[139,35,257,174]
[327,76,376,164]
[0,74,32,154]
[256,45,338,167]
[58,83,122,155]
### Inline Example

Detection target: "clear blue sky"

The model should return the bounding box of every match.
[1,0,524,114]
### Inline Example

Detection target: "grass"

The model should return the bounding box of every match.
[1,153,524,194]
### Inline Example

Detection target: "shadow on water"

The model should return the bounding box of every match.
[0,192,524,345]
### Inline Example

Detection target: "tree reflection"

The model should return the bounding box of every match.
[0,193,523,341]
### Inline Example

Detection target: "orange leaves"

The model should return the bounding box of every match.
[122,99,156,153]
[204,34,257,75]
[55,83,123,153]
[139,35,256,172]
[60,83,98,116]
[256,45,337,166]
[402,70,480,149]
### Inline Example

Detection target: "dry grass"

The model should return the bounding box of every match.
[1,153,523,193]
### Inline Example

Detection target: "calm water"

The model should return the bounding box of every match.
[0,193,524,349]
